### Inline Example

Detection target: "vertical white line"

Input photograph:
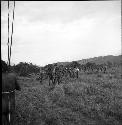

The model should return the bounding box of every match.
[9,113,10,123]
[8,96,11,123]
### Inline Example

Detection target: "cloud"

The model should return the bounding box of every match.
[12,1,120,23]
[1,1,121,66]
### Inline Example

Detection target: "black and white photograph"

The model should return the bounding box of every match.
[1,1,122,125]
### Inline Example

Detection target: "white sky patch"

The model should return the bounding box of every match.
[1,1,121,66]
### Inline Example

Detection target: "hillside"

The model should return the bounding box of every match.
[53,55,122,66]
[9,55,121,76]
[77,55,122,65]
[15,60,122,125]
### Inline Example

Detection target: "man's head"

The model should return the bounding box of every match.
[1,60,8,73]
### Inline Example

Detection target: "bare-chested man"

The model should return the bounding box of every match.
[2,60,21,125]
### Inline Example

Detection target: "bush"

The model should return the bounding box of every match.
[48,84,65,104]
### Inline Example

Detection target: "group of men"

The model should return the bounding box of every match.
[39,64,80,86]
[80,62,107,73]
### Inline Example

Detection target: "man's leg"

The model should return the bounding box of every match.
[10,93,15,125]
[2,114,9,125]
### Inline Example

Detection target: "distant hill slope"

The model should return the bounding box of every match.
[78,55,122,65]
[54,55,122,66]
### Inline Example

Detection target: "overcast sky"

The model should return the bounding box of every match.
[1,1,121,66]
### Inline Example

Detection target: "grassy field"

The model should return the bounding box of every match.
[14,65,122,125]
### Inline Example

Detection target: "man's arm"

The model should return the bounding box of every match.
[15,77,21,91]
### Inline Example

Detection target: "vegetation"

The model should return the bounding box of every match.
[13,55,122,125]
[11,62,40,76]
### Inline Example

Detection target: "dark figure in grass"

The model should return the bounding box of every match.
[2,60,21,125]
[53,66,63,85]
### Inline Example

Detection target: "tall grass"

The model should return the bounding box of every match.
[14,66,122,125]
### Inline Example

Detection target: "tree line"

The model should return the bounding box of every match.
[2,59,120,77]
[9,62,40,76]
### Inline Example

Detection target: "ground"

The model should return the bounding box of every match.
[14,65,122,125]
